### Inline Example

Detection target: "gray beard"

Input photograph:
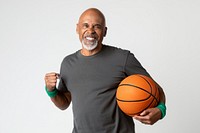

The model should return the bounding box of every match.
[82,39,98,51]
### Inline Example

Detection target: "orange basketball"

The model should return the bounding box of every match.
[116,74,160,116]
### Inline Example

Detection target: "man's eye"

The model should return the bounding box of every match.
[94,25,102,29]
[82,24,89,28]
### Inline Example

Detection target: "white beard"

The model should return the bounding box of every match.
[82,39,98,51]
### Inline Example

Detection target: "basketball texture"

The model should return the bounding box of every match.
[116,74,160,116]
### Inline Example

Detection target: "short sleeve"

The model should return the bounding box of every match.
[124,52,150,77]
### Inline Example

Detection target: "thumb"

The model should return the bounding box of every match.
[140,110,150,116]
[56,73,60,79]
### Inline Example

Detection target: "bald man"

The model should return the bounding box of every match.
[44,8,166,133]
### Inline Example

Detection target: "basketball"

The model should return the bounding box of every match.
[116,74,160,116]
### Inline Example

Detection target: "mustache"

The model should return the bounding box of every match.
[84,33,98,39]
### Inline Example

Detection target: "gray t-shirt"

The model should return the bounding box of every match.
[59,45,150,133]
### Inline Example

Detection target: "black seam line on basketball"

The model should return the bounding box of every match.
[136,75,152,94]
[116,97,149,102]
[127,98,156,116]
[118,84,159,103]
[135,75,159,103]
[127,97,157,116]
[128,98,156,116]
[118,84,152,99]
[137,75,159,103]
[120,77,159,116]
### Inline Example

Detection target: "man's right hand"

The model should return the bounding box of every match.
[44,72,60,91]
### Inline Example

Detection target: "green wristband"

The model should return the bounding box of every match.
[45,86,58,98]
[156,102,166,119]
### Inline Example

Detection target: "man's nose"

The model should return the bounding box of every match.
[87,27,95,34]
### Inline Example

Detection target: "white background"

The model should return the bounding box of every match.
[0,0,200,133]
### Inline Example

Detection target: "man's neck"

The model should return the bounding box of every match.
[81,44,103,56]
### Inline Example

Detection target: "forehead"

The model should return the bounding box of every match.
[78,10,105,25]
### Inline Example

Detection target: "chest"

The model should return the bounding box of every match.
[63,57,126,95]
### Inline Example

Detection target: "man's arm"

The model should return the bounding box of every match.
[50,90,71,110]
[45,72,71,110]
[133,81,166,125]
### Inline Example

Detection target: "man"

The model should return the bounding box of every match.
[44,8,166,133]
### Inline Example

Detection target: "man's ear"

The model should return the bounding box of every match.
[76,24,79,34]
[103,27,107,37]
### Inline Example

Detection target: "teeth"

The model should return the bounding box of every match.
[86,37,95,41]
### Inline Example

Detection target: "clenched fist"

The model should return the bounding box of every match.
[44,72,60,91]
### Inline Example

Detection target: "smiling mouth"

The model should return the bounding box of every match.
[86,37,95,40]
[85,36,97,42]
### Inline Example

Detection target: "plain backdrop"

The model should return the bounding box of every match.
[0,0,200,133]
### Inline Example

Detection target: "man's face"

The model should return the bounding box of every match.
[76,10,107,51]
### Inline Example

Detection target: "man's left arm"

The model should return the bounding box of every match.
[133,83,166,125]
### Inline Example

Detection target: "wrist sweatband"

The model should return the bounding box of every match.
[156,102,166,119]
[45,86,58,98]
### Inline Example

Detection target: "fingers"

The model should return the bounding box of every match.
[44,72,60,91]
[133,108,160,125]
[139,110,149,116]
[134,110,151,125]
[134,115,152,125]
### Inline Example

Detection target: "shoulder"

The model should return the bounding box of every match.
[101,45,135,65]
[61,50,80,65]
[103,45,131,56]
